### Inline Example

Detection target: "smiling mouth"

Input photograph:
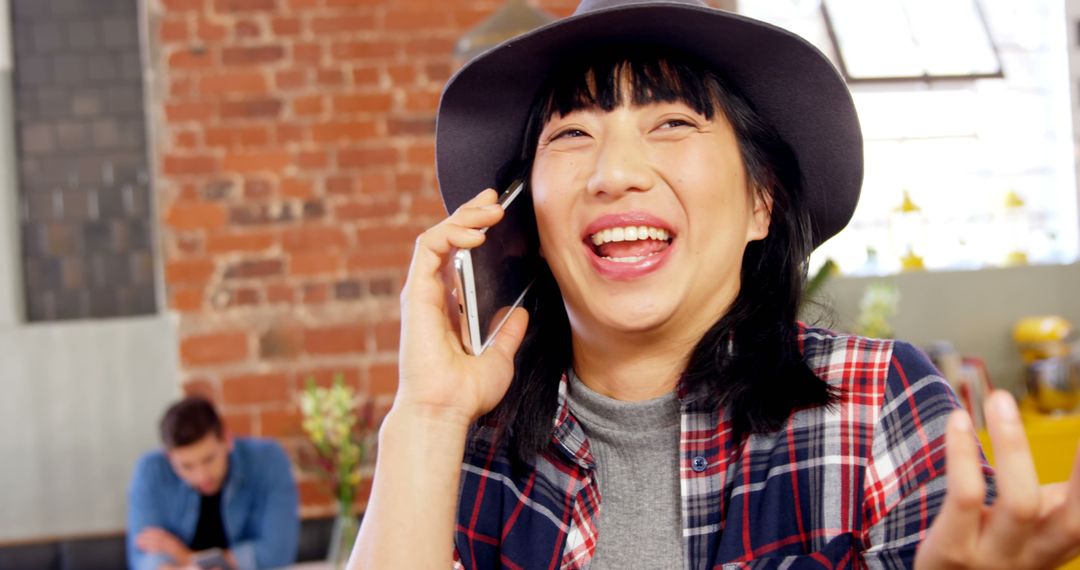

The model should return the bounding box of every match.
[587,225,673,263]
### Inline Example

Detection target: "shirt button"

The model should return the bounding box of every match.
[691,456,707,472]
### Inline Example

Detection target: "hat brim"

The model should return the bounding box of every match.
[435,2,862,248]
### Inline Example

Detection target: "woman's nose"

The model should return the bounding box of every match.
[585,128,653,199]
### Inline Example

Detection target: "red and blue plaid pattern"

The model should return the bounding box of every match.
[453,326,994,569]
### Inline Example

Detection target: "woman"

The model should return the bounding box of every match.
[356,1,1080,568]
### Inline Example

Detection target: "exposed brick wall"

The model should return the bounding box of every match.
[148,0,577,515]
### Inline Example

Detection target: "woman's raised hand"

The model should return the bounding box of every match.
[395,188,530,427]
[916,391,1080,569]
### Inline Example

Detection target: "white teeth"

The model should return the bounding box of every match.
[589,225,671,246]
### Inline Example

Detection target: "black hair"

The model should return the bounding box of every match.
[160,396,225,449]
[482,47,838,464]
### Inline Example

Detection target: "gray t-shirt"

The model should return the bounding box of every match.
[567,370,684,570]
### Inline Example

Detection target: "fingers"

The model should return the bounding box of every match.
[920,411,984,567]
[1038,442,1080,563]
[405,189,503,301]
[982,390,1040,557]
[482,307,529,367]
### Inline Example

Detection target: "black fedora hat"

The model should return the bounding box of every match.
[435,0,863,248]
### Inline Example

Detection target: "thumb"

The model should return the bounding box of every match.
[483,307,530,366]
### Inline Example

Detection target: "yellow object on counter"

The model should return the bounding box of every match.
[977,398,1080,569]
[1012,315,1074,363]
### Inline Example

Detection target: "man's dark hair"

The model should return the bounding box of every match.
[483,48,839,464]
[160,396,225,449]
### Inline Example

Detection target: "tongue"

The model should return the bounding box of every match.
[597,239,669,258]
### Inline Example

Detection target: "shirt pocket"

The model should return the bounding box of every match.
[718,533,857,570]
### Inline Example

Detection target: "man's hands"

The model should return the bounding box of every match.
[136,527,192,566]
[916,390,1080,569]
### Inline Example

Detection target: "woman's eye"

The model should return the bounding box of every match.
[552,128,587,140]
[660,118,694,129]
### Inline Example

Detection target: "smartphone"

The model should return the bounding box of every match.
[192,548,233,570]
[453,180,539,355]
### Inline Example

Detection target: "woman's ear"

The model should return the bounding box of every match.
[747,187,773,241]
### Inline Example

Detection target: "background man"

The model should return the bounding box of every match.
[127,396,299,570]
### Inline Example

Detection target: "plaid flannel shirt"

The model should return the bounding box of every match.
[453,326,994,569]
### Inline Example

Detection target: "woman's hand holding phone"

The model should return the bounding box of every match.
[396,188,530,429]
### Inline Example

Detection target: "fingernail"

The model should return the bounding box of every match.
[992,392,1019,422]
[950,411,972,434]
[466,227,485,236]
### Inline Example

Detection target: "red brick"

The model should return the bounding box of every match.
[332,93,393,114]
[271,17,302,36]
[166,202,228,230]
[359,171,392,194]
[278,178,313,199]
[259,325,303,359]
[382,8,452,30]
[275,69,307,90]
[403,89,440,112]
[368,362,398,395]
[293,43,321,65]
[453,8,491,29]
[181,332,249,366]
[403,37,455,57]
[303,282,331,304]
[159,19,190,43]
[206,231,277,253]
[171,286,205,312]
[304,324,367,355]
[165,102,215,123]
[225,258,284,279]
[298,479,334,506]
[168,49,213,70]
[283,226,348,252]
[346,248,410,271]
[338,147,398,169]
[395,171,425,193]
[222,411,256,437]
[315,69,345,87]
[220,98,282,119]
[221,372,290,405]
[311,15,376,34]
[243,178,275,199]
[229,287,260,306]
[410,194,447,217]
[286,0,318,7]
[234,19,262,38]
[205,125,271,148]
[174,232,204,255]
[355,223,423,248]
[267,284,295,304]
[290,252,341,276]
[222,45,285,66]
[330,40,396,61]
[196,18,228,41]
[311,121,377,143]
[297,151,329,169]
[325,0,381,7]
[174,130,199,149]
[223,150,291,173]
[387,116,434,136]
[424,61,452,83]
[325,175,354,196]
[162,0,205,12]
[352,66,379,85]
[260,408,302,438]
[405,142,435,165]
[275,123,306,144]
[386,63,417,85]
[200,72,268,95]
[374,319,400,351]
[335,196,400,221]
[214,0,276,11]
[169,77,195,97]
[164,154,220,176]
[166,258,216,284]
[292,95,323,116]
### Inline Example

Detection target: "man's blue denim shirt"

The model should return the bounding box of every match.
[126,437,299,570]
